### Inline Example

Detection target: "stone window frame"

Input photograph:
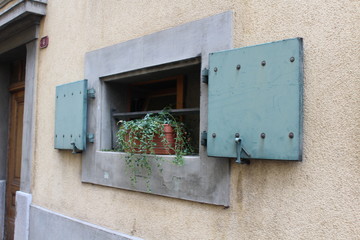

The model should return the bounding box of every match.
[82,11,233,206]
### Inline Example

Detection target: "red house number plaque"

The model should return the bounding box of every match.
[40,36,49,49]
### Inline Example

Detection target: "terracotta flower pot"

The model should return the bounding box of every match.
[125,124,176,155]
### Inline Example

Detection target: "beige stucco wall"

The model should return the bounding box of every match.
[32,0,359,239]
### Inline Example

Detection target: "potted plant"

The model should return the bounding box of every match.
[116,109,193,189]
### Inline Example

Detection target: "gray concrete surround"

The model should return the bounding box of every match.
[0,0,46,30]
[0,1,46,239]
[29,205,143,240]
[20,39,38,193]
[82,11,233,206]
[0,0,46,195]
[0,180,5,240]
[14,191,32,240]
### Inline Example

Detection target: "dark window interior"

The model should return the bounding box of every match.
[104,59,201,153]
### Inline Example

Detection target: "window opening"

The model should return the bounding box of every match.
[103,58,201,153]
[129,75,183,112]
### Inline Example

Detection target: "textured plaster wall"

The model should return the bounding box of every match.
[32,0,359,239]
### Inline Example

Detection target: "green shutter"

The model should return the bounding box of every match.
[54,80,88,151]
[207,38,303,162]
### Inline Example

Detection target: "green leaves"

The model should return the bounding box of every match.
[116,109,193,190]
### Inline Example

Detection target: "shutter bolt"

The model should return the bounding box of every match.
[289,132,294,138]
[236,64,241,70]
[214,67,218,72]
[235,133,240,138]
[260,133,266,139]
[290,57,295,62]
[261,60,266,66]
[212,133,216,138]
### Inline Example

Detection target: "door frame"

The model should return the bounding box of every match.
[0,6,45,238]
[5,82,25,240]
[0,40,38,240]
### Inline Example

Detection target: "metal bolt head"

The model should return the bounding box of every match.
[289,132,294,138]
[236,64,241,70]
[261,60,266,66]
[212,133,216,138]
[290,57,295,62]
[214,67,218,72]
[235,133,240,138]
[260,133,266,139]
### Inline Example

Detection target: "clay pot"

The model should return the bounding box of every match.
[125,124,176,155]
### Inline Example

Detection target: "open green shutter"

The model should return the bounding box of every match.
[207,38,303,162]
[54,80,88,151]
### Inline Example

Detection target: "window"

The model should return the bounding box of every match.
[102,58,201,152]
[81,12,233,206]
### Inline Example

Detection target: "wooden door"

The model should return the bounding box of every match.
[5,82,25,240]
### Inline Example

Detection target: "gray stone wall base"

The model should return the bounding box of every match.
[14,191,32,240]
[0,180,5,240]
[29,205,143,240]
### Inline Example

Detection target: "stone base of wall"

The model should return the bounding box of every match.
[29,205,143,240]
[14,191,32,240]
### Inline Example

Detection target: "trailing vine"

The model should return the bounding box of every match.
[116,109,193,190]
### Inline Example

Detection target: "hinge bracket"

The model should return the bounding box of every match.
[201,131,208,146]
[87,133,95,143]
[87,88,96,99]
[235,137,250,164]
[71,142,82,154]
[202,68,209,84]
